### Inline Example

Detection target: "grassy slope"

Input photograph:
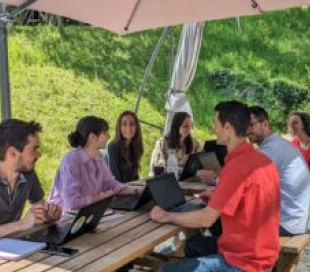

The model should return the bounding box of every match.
[2,7,310,193]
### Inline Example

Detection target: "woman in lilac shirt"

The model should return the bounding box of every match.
[48,116,142,213]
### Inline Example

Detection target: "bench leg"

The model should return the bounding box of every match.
[275,252,299,272]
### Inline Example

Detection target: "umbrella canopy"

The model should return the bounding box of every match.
[164,22,204,134]
[2,0,310,35]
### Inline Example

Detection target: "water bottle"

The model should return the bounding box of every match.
[167,149,178,180]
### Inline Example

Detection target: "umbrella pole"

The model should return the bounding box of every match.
[134,26,171,115]
[0,2,11,120]
[169,27,174,83]
[0,0,41,120]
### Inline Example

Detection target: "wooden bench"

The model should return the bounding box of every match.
[276,231,310,272]
[132,231,310,272]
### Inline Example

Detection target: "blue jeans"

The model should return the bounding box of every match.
[279,225,294,236]
[159,254,247,272]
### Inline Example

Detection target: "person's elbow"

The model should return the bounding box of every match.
[198,207,220,228]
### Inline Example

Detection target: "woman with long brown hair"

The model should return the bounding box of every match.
[150,112,201,176]
[48,115,142,213]
[105,111,144,183]
[288,111,310,169]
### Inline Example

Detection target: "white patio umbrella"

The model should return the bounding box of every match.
[1,0,310,35]
[1,0,310,119]
[164,22,204,134]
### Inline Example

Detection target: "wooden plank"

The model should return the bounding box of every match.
[0,211,141,272]
[280,237,291,247]
[0,260,9,266]
[46,220,178,272]
[179,181,210,195]
[281,233,310,254]
[14,213,152,272]
[9,218,72,239]
[76,223,183,272]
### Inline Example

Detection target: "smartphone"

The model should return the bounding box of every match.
[40,245,78,256]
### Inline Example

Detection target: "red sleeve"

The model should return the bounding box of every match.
[208,165,245,217]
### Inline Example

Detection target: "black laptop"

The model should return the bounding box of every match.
[179,151,222,181]
[108,186,152,211]
[204,140,227,167]
[147,173,204,212]
[21,197,112,245]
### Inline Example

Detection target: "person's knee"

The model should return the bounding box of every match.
[159,258,201,272]
[158,264,168,272]
[158,262,180,272]
[184,236,200,257]
[185,234,218,258]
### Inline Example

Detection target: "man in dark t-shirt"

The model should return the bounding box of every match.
[0,119,61,237]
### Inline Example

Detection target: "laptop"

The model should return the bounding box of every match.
[108,186,152,211]
[204,140,227,167]
[179,151,222,181]
[147,173,204,212]
[21,197,112,245]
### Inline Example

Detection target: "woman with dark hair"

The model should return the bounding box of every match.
[150,112,201,176]
[288,111,310,169]
[105,111,143,183]
[48,116,142,213]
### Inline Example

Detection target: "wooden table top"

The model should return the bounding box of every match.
[130,176,212,195]
[0,208,185,272]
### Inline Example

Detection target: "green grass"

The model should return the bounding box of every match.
[2,7,310,195]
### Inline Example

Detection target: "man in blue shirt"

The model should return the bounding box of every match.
[248,106,310,235]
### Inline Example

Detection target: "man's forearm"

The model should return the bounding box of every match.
[166,207,219,229]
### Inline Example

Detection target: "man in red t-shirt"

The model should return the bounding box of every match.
[151,101,280,272]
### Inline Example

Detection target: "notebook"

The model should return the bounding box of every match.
[0,238,46,260]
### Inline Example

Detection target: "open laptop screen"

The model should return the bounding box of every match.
[179,153,203,181]
[21,196,112,245]
[147,173,185,211]
[204,140,227,166]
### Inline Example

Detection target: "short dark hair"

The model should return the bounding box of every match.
[248,106,269,122]
[68,116,109,148]
[214,101,250,137]
[0,119,42,161]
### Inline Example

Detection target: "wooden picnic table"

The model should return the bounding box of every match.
[178,178,213,195]
[0,205,189,272]
[130,176,212,195]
